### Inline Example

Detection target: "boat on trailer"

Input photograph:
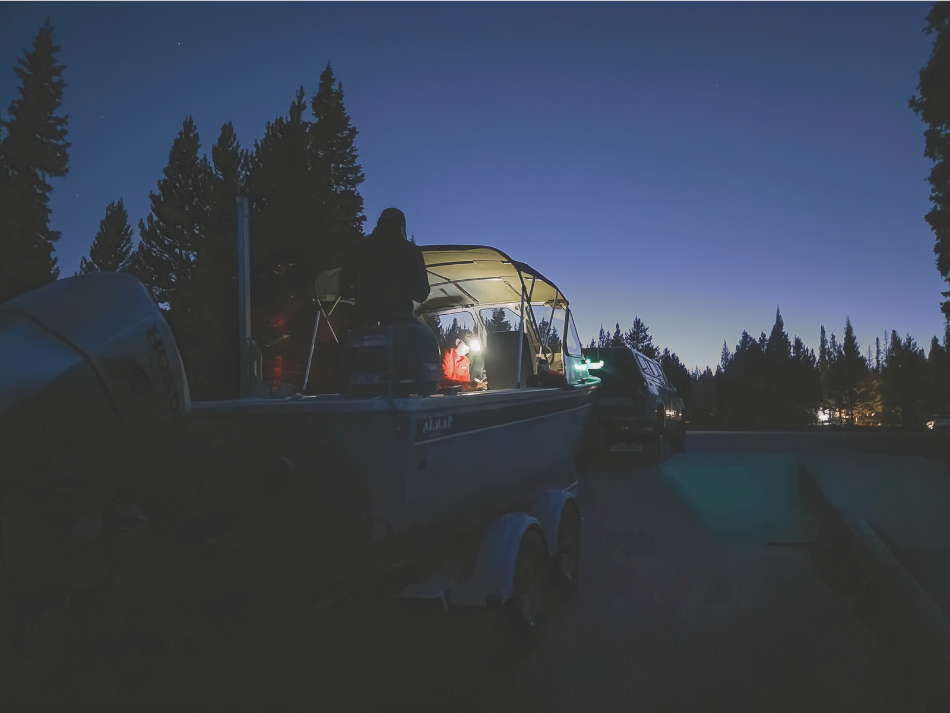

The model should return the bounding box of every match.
[0,236,597,632]
[188,244,598,612]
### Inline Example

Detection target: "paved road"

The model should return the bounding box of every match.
[496,437,935,713]
[20,431,950,711]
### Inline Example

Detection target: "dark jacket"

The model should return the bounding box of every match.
[341,232,430,327]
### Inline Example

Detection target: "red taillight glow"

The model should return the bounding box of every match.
[271,355,283,387]
[271,315,287,330]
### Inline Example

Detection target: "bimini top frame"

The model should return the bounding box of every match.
[305,245,574,391]
[420,245,567,313]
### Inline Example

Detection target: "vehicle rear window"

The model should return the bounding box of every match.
[636,354,656,378]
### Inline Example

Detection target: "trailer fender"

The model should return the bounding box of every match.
[531,482,581,558]
[449,512,545,608]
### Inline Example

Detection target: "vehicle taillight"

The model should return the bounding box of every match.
[271,315,287,331]
[271,355,283,388]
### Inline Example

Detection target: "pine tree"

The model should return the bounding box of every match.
[0,20,69,303]
[597,324,610,348]
[79,199,133,273]
[766,307,791,360]
[910,4,950,318]
[311,63,365,255]
[875,336,881,372]
[764,307,792,427]
[882,330,929,426]
[133,117,208,312]
[818,325,828,369]
[928,334,950,414]
[484,307,513,333]
[537,318,561,350]
[624,316,655,356]
[720,340,732,371]
[610,322,624,347]
[838,316,867,424]
[246,88,314,295]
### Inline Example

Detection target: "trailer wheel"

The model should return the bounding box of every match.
[503,528,548,642]
[554,502,581,594]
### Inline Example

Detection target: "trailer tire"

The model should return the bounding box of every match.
[502,528,548,644]
[553,502,581,594]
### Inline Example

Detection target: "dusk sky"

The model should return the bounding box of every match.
[0,2,942,371]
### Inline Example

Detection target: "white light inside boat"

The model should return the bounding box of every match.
[585,360,604,369]
[468,338,482,353]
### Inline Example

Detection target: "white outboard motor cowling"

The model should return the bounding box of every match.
[0,272,190,423]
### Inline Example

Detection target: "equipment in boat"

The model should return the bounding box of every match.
[340,321,442,397]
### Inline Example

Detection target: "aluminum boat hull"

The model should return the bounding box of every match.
[188,386,594,556]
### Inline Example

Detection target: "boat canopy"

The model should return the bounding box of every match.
[420,245,567,313]
[309,245,568,313]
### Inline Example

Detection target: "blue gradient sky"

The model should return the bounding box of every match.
[0,2,942,370]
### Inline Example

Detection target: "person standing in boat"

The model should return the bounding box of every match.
[341,208,430,327]
[442,330,487,390]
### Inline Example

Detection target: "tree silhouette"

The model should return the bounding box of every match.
[610,322,624,347]
[659,348,692,401]
[764,308,793,428]
[133,117,208,311]
[0,19,69,303]
[311,63,366,253]
[910,4,950,318]
[882,330,930,427]
[79,199,133,273]
[536,318,561,350]
[720,340,732,371]
[245,71,365,326]
[245,88,314,311]
[789,335,821,425]
[835,317,867,424]
[484,308,513,333]
[928,335,950,415]
[624,317,656,357]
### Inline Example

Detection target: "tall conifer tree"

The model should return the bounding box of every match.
[246,88,317,313]
[610,322,624,347]
[624,317,656,356]
[720,340,732,370]
[134,117,208,312]
[79,199,133,273]
[0,20,69,303]
[910,4,950,318]
[311,63,366,257]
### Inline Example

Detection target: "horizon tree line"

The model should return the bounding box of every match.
[586,308,950,430]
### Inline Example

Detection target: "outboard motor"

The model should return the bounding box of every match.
[0,271,192,502]
[0,272,190,426]
[341,320,441,397]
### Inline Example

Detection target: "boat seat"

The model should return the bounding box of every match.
[484,331,534,390]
